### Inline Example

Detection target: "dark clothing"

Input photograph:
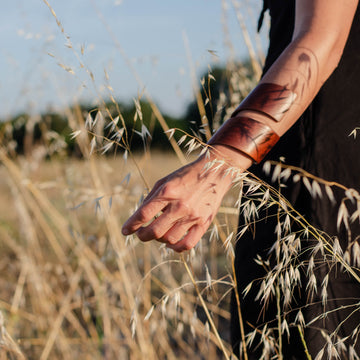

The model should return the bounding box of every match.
[232,1,360,358]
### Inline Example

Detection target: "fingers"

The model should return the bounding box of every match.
[166,225,205,252]
[121,198,167,235]
[122,192,211,252]
[136,203,197,242]
[135,211,178,242]
[127,206,208,252]
[160,220,194,245]
[123,203,209,252]
[121,159,222,251]
[143,178,166,203]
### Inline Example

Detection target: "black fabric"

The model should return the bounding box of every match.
[257,0,268,32]
[232,1,360,359]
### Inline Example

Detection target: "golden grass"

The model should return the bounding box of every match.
[2,1,360,359]
[0,151,240,359]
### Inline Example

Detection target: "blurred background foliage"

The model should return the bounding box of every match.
[0,62,255,157]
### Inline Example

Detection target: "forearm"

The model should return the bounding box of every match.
[256,0,357,136]
[209,0,358,167]
[255,40,347,137]
[232,40,339,141]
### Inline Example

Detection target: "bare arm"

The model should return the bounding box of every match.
[239,0,358,136]
[122,0,358,252]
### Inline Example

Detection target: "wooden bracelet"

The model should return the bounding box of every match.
[207,116,279,164]
[232,83,297,122]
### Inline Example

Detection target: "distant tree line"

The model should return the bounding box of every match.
[0,63,255,158]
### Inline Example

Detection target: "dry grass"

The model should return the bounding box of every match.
[0,150,240,359]
[1,1,360,359]
[1,113,360,359]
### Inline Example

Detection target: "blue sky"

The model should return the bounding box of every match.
[0,0,268,119]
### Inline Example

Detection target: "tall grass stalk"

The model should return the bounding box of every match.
[0,1,359,359]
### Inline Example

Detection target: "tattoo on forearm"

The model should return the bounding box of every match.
[232,83,297,122]
[208,48,319,163]
[208,116,280,164]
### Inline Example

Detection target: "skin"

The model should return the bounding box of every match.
[122,0,359,252]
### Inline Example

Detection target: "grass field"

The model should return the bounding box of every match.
[0,2,250,356]
[2,139,359,360]
[1,1,360,359]
[0,150,242,359]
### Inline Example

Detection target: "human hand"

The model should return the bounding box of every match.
[122,146,252,252]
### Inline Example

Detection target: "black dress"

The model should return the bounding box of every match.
[231,1,360,358]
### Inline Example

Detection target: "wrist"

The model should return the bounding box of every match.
[207,116,279,164]
[191,144,252,192]
[206,144,253,170]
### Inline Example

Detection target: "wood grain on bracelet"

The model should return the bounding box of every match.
[207,116,279,164]
[232,83,297,122]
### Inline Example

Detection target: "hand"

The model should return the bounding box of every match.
[122,146,252,252]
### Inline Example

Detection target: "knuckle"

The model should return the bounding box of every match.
[182,242,194,251]
[136,208,149,223]
[136,232,148,242]
[198,213,211,226]
[136,227,149,241]
[162,235,178,245]
[151,228,162,239]
[176,201,191,214]
[137,226,161,241]
[159,183,176,198]
[145,224,163,240]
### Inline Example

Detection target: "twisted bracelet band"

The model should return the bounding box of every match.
[231,83,297,122]
[207,116,280,164]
